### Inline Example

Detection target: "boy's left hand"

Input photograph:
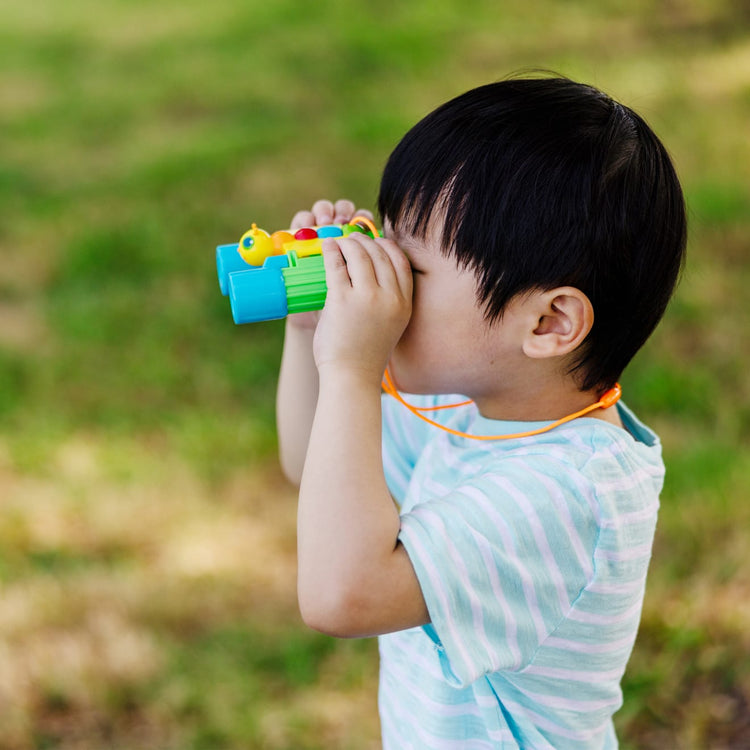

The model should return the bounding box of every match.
[313,232,413,381]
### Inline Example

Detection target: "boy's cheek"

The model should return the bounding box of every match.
[393,323,418,358]
[389,336,427,388]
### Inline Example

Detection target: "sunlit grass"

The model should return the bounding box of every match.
[1,434,374,748]
[1,0,749,746]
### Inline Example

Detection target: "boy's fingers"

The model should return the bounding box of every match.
[363,239,402,291]
[377,239,413,299]
[320,239,353,289]
[332,199,354,223]
[311,199,335,225]
[290,210,315,230]
[333,199,373,224]
[333,237,378,288]
[292,200,373,230]
[337,234,410,301]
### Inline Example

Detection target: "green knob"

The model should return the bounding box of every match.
[282,254,327,314]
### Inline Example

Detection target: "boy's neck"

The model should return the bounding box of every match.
[472,379,624,429]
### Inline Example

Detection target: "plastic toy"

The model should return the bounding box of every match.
[216,217,380,324]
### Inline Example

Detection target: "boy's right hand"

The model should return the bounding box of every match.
[286,199,375,331]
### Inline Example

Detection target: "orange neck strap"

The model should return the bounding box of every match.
[381,368,622,441]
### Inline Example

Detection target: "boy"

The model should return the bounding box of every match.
[275,76,686,748]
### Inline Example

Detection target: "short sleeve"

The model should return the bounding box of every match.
[397,458,599,686]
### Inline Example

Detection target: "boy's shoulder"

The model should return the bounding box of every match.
[382,393,665,515]
[386,392,661,460]
[464,403,664,498]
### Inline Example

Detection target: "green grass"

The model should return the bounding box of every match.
[1,0,749,747]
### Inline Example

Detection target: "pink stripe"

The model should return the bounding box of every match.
[381,688,495,749]
[530,468,594,579]
[459,485,548,644]
[513,685,620,712]
[399,525,476,680]
[418,508,497,668]
[522,663,624,683]
[544,632,636,655]
[594,543,653,562]
[586,578,644,595]
[600,502,658,528]
[380,634,447,682]
[486,474,571,614]
[567,599,642,625]
[501,697,612,741]
[467,525,523,669]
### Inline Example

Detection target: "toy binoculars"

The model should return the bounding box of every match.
[216,217,380,324]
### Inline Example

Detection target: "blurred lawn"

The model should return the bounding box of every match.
[1,0,749,748]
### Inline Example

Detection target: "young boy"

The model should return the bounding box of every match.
[275,76,687,749]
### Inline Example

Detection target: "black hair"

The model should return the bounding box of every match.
[377,74,687,392]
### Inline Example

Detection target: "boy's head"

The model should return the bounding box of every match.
[377,75,687,392]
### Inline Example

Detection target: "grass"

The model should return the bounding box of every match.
[1,0,749,747]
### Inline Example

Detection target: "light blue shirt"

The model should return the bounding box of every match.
[379,393,663,749]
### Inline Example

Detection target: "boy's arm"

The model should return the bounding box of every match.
[297,233,429,638]
[276,321,318,485]
[276,200,373,485]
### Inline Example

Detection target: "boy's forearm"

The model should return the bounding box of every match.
[293,231,427,636]
[297,369,406,635]
[276,322,319,485]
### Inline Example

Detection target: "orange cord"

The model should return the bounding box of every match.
[381,368,622,441]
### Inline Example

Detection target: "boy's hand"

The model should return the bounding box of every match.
[314,232,413,381]
[290,198,374,231]
[287,199,375,332]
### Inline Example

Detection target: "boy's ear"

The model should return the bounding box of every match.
[522,287,594,359]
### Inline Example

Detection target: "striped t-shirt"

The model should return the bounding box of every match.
[379,393,663,749]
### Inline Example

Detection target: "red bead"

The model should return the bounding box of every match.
[294,227,318,240]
